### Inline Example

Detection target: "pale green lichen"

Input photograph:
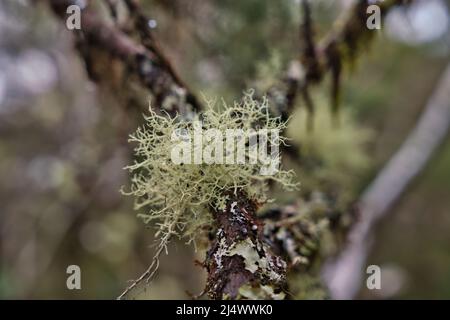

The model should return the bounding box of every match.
[287,98,373,208]
[122,91,298,251]
[216,236,286,284]
[262,193,332,269]
[212,233,287,300]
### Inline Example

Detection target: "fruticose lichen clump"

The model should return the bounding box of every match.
[122,91,298,251]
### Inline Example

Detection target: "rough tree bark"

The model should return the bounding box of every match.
[204,192,287,300]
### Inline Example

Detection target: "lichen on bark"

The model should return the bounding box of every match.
[204,191,287,300]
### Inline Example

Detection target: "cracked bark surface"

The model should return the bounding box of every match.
[204,192,287,300]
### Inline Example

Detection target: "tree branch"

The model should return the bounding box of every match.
[204,191,287,300]
[323,63,450,299]
[46,0,202,116]
[268,0,414,120]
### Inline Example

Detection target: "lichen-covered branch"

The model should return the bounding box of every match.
[46,0,201,117]
[267,0,414,119]
[204,191,287,300]
[117,93,296,299]
[42,0,420,301]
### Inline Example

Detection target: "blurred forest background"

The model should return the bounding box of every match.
[0,0,450,299]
